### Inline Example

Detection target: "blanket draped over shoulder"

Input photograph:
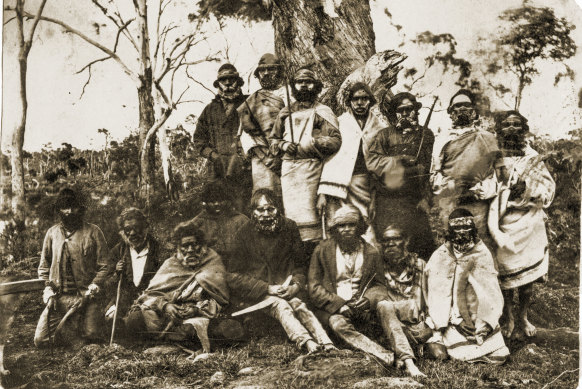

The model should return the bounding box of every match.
[488,146,555,289]
[137,249,229,315]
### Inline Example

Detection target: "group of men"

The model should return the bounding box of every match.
[34,54,556,378]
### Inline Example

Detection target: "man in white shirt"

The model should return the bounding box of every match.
[104,208,165,336]
[308,205,394,366]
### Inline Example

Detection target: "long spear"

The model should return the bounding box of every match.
[282,63,295,144]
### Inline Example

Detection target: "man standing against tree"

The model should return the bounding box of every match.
[366,92,436,259]
[194,63,251,212]
[270,67,341,250]
[317,82,382,242]
[238,53,289,195]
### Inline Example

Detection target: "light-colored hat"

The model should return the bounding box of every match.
[329,204,361,228]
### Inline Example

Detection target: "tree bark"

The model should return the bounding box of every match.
[272,0,376,112]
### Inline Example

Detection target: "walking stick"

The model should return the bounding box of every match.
[321,212,327,240]
[283,65,295,144]
[109,273,123,346]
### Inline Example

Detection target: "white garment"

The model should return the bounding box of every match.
[335,244,364,301]
[130,246,149,287]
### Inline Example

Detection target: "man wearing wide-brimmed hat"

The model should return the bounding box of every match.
[269,67,341,248]
[238,53,289,195]
[34,188,113,348]
[194,63,251,212]
[366,91,436,259]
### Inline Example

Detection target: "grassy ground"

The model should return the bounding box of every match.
[2,255,578,389]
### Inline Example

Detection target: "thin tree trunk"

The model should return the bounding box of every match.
[272,0,376,112]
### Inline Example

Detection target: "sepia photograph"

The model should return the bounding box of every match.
[0,0,580,387]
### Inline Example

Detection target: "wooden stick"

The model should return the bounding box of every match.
[109,274,123,346]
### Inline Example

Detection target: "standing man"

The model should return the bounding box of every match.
[227,189,335,353]
[35,188,113,347]
[194,63,251,212]
[187,180,248,268]
[308,205,396,367]
[489,111,555,339]
[366,92,436,259]
[238,53,288,194]
[125,223,233,353]
[431,89,500,249]
[318,82,383,241]
[423,208,509,364]
[104,208,165,335]
[270,67,341,248]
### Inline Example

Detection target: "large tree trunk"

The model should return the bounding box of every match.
[272,0,376,112]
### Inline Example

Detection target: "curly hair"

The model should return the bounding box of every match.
[172,222,206,246]
[117,207,148,230]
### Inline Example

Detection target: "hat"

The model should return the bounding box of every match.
[447,89,475,113]
[382,92,422,123]
[494,110,529,133]
[213,63,244,88]
[328,204,361,228]
[253,53,282,78]
[55,188,84,210]
[448,208,474,227]
[293,67,317,82]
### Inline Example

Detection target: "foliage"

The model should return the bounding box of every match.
[196,0,271,22]
[480,4,577,109]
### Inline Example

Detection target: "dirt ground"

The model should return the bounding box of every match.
[2,257,578,389]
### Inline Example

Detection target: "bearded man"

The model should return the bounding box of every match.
[423,208,509,364]
[318,82,382,242]
[488,111,555,339]
[35,188,113,347]
[187,180,248,268]
[227,189,335,353]
[308,205,396,367]
[431,89,500,250]
[238,53,289,194]
[270,67,341,247]
[367,92,436,258]
[104,208,166,335]
[125,223,234,353]
[194,63,251,211]
[375,224,431,376]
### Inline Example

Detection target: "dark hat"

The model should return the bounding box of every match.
[213,63,244,88]
[253,53,283,78]
[382,91,422,123]
[494,110,529,133]
[447,89,475,113]
[55,188,84,210]
[346,82,377,106]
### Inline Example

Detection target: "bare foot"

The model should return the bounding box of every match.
[322,343,338,352]
[305,340,319,354]
[404,359,426,378]
[501,317,515,338]
[519,318,537,337]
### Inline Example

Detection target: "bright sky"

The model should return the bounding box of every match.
[1,0,581,151]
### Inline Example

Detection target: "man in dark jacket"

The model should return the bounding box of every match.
[104,208,166,335]
[34,188,113,347]
[194,63,251,212]
[308,204,394,366]
[228,189,334,353]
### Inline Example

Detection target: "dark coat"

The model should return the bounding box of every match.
[227,217,306,303]
[106,235,165,313]
[308,239,388,323]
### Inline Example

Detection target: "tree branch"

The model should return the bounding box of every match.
[79,65,93,99]
[186,68,215,95]
[3,16,17,25]
[26,0,48,46]
[75,56,112,74]
[114,19,134,52]
[10,9,139,84]
[91,0,138,52]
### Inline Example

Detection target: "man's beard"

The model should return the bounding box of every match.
[178,247,207,267]
[352,108,369,120]
[499,129,526,154]
[259,75,281,90]
[450,231,477,253]
[252,215,281,233]
[219,86,242,102]
[337,234,360,253]
[451,110,474,127]
[292,87,318,103]
[120,231,146,250]
[395,116,418,132]
[60,213,83,231]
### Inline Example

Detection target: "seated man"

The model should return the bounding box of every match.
[35,188,112,348]
[423,208,509,364]
[376,224,430,376]
[308,204,395,367]
[228,189,334,353]
[187,180,248,267]
[104,208,166,336]
[125,223,231,353]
